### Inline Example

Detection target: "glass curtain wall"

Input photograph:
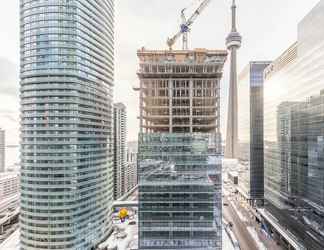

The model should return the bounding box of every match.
[264,3,324,247]
[138,133,222,250]
[20,0,114,249]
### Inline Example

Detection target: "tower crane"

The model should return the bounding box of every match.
[167,0,212,50]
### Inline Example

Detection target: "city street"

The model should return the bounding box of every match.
[223,180,282,250]
[223,196,258,250]
[231,195,281,250]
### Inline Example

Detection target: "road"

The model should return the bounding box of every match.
[234,199,281,250]
[223,196,258,250]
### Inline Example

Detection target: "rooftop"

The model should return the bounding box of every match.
[137,47,227,64]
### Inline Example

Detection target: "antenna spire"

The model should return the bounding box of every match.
[231,0,237,32]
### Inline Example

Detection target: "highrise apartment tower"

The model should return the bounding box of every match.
[0,129,5,172]
[125,141,138,193]
[113,103,127,199]
[225,0,242,159]
[20,1,114,249]
[136,48,227,250]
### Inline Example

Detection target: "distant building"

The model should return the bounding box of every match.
[0,129,5,172]
[227,171,238,185]
[0,172,19,200]
[113,103,127,199]
[263,1,324,248]
[125,141,138,193]
[237,61,271,205]
[0,172,19,215]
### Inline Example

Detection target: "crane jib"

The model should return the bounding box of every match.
[167,0,212,50]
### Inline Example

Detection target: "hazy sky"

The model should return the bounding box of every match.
[0,0,320,145]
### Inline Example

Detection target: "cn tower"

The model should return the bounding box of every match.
[225,0,242,159]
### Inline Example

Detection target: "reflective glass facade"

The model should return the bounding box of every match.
[263,44,324,209]
[263,2,324,247]
[138,133,222,250]
[238,62,270,203]
[20,0,114,249]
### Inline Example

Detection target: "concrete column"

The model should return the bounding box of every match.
[169,79,173,133]
[139,80,143,133]
[189,79,193,133]
[216,79,220,134]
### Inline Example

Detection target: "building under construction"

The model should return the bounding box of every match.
[137,48,227,136]
[136,48,227,250]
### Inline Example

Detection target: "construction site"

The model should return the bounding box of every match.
[136,48,227,135]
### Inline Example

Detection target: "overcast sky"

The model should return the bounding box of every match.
[0,0,320,145]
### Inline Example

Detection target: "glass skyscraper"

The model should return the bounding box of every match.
[20,0,114,249]
[237,61,270,205]
[263,1,324,248]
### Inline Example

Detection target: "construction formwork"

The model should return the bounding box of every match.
[135,48,227,135]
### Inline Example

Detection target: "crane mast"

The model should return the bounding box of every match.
[167,0,212,50]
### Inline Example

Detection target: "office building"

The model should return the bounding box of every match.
[0,129,5,172]
[20,1,114,249]
[264,1,324,248]
[136,48,227,250]
[225,0,242,159]
[237,61,271,205]
[113,103,127,199]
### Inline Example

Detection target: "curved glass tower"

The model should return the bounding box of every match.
[20,0,114,249]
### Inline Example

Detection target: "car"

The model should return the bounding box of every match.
[223,202,229,206]
[128,220,136,225]
[116,231,127,239]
